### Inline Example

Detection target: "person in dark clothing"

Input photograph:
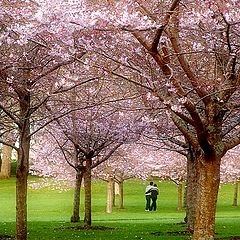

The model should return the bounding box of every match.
[150,184,159,211]
[145,181,153,211]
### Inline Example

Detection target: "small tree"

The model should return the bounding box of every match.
[221,145,240,207]
[31,96,144,225]
[0,2,87,238]
[94,146,147,212]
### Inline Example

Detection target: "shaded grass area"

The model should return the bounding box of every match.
[0,220,191,240]
[1,220,240,240]
[0,178,240,239]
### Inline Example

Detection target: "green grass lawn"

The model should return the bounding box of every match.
[0,178,239,239]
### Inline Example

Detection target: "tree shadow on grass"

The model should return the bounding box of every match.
[0,235,15,240]
[151,222,240,240]
[150,221,192,238]
[216,237,240,240]
[151,230,192,238]
[0,226,115,240]
[62,225,115,231]
[151,231,240,240]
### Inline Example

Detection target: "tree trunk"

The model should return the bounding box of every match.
[232,181,238,207]
[118,181,124,209]
[113,181,116,207]
[193,154,221,240]
[106,177,114,213]
[71,170,83,222]
[16,134,30,240]
[0,144,12,179]
[185,148,199,232]
[84,158,92,227]
[16,92,31,240]
[177,182,183,212]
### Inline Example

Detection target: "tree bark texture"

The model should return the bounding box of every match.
[0,144,12,179]
[185,149,199,232]
[193,155,221,240]
[84,158,92,226]
[71,171,83,222]
[16,91,31,240]
[16,134,30,240]
[106,178,114,213]
[232,181,238,207]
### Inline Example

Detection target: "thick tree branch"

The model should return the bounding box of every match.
[171,112,199,149]
[224,134,240,152]
[167,13,208,102]
[220,55,239,102]
[136,0,181,52]
[0,139,18,151]
[223,117,240,137]
[173,110,195,126]
[132,31,151,51]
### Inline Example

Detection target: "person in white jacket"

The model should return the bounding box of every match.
[145,181,153,211]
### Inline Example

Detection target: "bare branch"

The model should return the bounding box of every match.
[52,76,102,94]
[111,71,155,93]
[48,131,77,170]
[0,139,18,151]
[0,103,21,127]
[92,143,123,168]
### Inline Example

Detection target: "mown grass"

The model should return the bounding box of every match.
[0,177,239,239]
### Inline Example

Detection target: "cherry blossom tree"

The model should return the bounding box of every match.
[94,146,147,213]
[0,2,90,239]
[221,145,240,206]
[1,1,240,239]
[30,80,145,226]
[59,1,240,238]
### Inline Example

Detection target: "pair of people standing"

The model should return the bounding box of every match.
[145,181,159,211]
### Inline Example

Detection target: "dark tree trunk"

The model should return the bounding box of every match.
[232,181,238,207]
[185,147,199,232]
[71,170,84,222]
[84,158,92,226]
[193,154,221,240]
